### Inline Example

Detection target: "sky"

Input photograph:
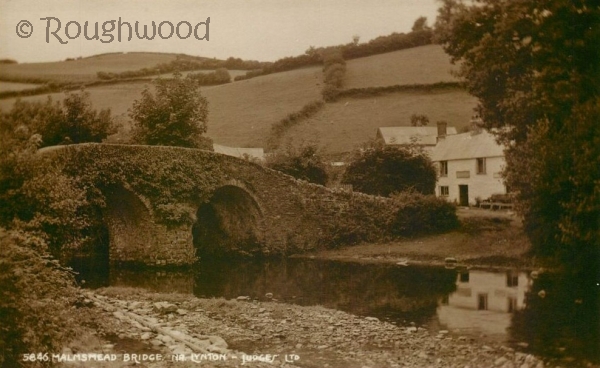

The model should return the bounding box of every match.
[0,0,440,63]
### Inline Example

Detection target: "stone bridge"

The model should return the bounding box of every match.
[43,143,396,266]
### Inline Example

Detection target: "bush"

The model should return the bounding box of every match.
[266,143,328,185]
[0,228,78,367]
[342,142,437,197]
[0,91,116,148]
[0,141,103,257]
[391,192,459,236]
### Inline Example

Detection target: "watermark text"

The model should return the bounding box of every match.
[15,17,210,43]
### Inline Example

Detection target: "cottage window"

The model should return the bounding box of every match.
[440,186,449,196]
[440,161,448,177]
[506,273,519,287]
[476,158,487,174]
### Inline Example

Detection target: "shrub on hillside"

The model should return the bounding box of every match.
[0,228,79,367]
[391,191,459,236]
[186,68,231,86]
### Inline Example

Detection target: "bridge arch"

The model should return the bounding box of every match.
[192,182,265,258]
[102,184,158,263]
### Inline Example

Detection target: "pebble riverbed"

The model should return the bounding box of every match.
[68,290,565,368]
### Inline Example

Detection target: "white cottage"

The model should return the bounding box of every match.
[430,129,507,206]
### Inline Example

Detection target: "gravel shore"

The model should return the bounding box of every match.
[73,287,554,368]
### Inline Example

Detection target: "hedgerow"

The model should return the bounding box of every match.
[267,100,325,149]
[321,49,346,102]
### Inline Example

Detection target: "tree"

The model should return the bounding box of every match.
[266,143,328,185]
[435,0,600,270]
[412,16,430,32]
[410,114,429,126]
[342,142,436,197]
[130,71,212,149]
[0,91,115,148]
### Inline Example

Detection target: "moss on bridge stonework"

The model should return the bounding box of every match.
[39,143,430,266]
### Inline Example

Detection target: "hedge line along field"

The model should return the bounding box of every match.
[344,45,461,89]
[0,52,180,83]
[279,89,478,155]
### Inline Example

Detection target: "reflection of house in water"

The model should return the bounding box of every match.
[437,270,531,338]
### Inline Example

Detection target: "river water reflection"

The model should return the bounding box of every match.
[71,257,599,364]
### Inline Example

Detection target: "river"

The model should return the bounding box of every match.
[70,256,599,364]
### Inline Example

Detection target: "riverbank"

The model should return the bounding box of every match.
[300,207,535,270]
[62,287,553,368]
[53,209,597,368]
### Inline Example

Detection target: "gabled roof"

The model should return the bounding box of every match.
[430,130,505,162]
[377,126,458,146]
[213,144,265,161]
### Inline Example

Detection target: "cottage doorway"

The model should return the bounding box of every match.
[459,185,469,206]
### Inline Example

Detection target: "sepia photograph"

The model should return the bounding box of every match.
[0,0,598,367]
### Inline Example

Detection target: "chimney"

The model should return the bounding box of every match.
[437,121,447,142]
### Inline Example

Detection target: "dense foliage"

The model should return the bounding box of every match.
[130,72,213,149]
[0,229,79,367]
[266,143,328,185]
[435,0,600,269]
[391,191,458,236]
[187,68,231,86]
[342,142,437,197]
[0,91,116,148]
[316,190,457,247]
[0,144,102,256]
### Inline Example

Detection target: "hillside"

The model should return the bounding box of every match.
[0,52,180,83]
[279,89,477,155]
[0,45,475,152]
[345,45,461,88]
[0,66,323,148]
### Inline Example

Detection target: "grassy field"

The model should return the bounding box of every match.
[0,46,474,151]
[0,52,179,83]
[0,66,323,148]
[345,45,461,88]
[279,88,478,155]
[0,81,41,92]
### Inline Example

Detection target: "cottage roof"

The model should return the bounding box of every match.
[376,126,457,146]
[430,130,505,162]
[213,144,265,161]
